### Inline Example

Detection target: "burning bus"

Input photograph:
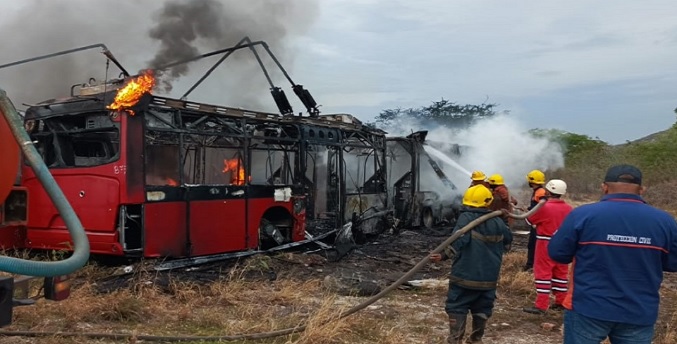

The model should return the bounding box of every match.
[0,40,389,259]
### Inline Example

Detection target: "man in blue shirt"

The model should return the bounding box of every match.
[549,164,677,343]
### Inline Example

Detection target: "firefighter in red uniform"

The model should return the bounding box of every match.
[487,174,518,226]
[523,169,547,271]
[523,179,572,314]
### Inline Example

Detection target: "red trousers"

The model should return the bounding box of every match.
[533,238,568,310]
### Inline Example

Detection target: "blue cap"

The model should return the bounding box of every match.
[604,164,642,185]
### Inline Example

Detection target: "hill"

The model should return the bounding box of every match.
[541,124,677,210]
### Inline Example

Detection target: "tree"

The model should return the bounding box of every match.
[372,98,501,129]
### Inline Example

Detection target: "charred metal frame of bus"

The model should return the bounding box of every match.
[3,38,389,260]
[150,37,389,239]
[386,131,460,230]
[22,93,387,257]
[140,96,388,239]
[294,114,387,236]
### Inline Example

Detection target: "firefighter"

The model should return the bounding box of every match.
[487,174,518,226]
[523,169,547,272]
[522,179,572,314]
[469,170,490,188]
[430,185,512,344]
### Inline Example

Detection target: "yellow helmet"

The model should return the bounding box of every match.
[470,170,487,181]
[487,174,504,186]
[462,185,494,208]
[526,170,545,185]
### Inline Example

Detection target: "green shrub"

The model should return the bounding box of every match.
[542,125,677,209]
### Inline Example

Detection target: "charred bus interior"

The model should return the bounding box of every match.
[386,131,461,229]
[27,110,120,169]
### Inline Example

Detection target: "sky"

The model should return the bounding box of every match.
[296,0,677,144]
[1,0,676,144]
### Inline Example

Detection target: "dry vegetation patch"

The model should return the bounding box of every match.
[2,226,677,343]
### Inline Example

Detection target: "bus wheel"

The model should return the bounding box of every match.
[422,207,434,229]
[259,208,293,250]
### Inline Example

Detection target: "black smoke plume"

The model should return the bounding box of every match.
[0,0,318,109]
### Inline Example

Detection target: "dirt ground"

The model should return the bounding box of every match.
[138,216,674,344]
[6,214,676,343]
[104,222,566,343]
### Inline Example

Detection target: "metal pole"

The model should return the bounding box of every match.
[0,43,129,77]
[181,37,250,99]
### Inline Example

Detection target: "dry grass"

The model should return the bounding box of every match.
[2,231,677,343]
[7,261,428,344]
[2,263,676,344]
[498,252,534,298]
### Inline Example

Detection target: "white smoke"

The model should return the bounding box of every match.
[381,115,565,192]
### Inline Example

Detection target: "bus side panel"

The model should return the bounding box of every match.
[144,202,187,257]
[0,186,28,249]
[0,226,25,250]
[23,175,120,232]
[189,200,246,256]
[23,174,122,253]
[26,230,123,255]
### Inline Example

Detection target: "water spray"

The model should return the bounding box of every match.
[424,144,472,176]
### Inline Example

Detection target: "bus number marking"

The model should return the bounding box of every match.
[114,165,127,175]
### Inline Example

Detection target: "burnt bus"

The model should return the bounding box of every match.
[386,131,461,229]
[3,82,387,258]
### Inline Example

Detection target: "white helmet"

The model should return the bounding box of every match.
[545,179,567,195]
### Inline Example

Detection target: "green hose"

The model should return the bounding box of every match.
[0,88,90,276]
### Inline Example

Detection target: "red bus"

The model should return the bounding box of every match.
[6,84,386,259]
[0,41,388,260]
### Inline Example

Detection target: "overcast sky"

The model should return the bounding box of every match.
[298,0,677,144]
[1,0,676,144]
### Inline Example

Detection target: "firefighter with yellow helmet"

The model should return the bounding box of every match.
[430,185,512,343]
[487,174,518,226]
[469,170,491,189]
[524,169,547,271]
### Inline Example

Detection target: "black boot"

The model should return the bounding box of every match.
[447,313,467,344]
[468,313,488,343]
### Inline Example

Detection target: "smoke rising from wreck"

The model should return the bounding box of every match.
[0,0,318,110]
[147,0,318,96]
[148,0,226,92]
[382,115,565,195]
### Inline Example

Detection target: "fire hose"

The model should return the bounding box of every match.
[0,88,90,276]
[0,201,544,342]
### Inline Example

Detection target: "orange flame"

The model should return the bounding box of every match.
[107,69,156,116]
[222,158,248,185]
[166,178,179,186]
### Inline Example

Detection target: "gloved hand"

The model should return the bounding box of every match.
[429,253,443,262]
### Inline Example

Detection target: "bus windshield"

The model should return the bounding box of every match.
[30,112,120,168]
